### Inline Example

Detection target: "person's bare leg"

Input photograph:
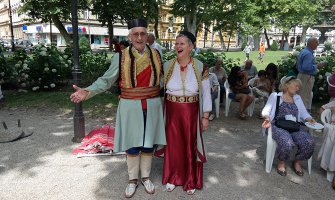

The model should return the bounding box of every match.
[236,94,248,115]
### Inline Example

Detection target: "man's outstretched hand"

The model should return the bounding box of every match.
[70,85,88,103]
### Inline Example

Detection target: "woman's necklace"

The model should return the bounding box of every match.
[283,94,293,102]
[178,57,191,72]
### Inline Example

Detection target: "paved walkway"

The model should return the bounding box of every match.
[0,104,334,200]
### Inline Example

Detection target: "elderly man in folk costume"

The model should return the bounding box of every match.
[70,19,166,198]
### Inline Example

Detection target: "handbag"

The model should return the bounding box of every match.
[274,95,300,133]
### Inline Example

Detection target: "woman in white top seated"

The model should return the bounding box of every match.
[155,31,211,195]
[262,76,316,177]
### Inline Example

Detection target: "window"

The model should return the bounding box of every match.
[162,30,166,39]
[83,10,89,20]
[162,15,166,22]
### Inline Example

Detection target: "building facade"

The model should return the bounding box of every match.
[0,0,10,39]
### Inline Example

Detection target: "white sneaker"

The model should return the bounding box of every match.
[166,183,176,192]
[141,179,155,194]
[125,182,138,198]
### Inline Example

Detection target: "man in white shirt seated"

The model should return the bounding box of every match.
[147,33,163,57]
[240,59,258,80]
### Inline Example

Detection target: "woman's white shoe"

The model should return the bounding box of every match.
[186,189,196,195]
[166,183,176,192]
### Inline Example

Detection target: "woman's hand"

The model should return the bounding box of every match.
[262,118,271,128]
[306,118,316,124]
[70,85,88,103]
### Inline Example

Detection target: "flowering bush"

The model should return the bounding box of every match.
[277,48,335,102]
[26,45,73,91]
[80,52,111,84]
[4,49,31,90]
[162,49,239,73]
[0,45,10,85]
[277,52,298,78]
[314,53,335,101]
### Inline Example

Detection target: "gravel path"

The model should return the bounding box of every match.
[0,104,334,200]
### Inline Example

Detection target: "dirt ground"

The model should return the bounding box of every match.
[0,102,334,200]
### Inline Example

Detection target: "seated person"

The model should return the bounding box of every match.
[228,66,254,119]
[262,76,316,177]
[252,70,272,100]
[327,72,335,101]
[320,101,335,123]
[208,72,220,121]
[240,59,257,80]
[209,57,228,103]
[265,63,279,92]
[319,101,335,190]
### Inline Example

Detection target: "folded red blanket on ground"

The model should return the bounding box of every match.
[72,124,115,155]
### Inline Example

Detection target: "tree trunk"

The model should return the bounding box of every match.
[51,15,71,44]
[227,31,232,52]
[264,28,270,50]
[185,13,197,35]
[107,20,114,51]
[300,26,308,46]
[218,29,226,50]
[280,33,285,50]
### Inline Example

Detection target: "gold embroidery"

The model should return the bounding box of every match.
[120,47,161,88]
[166,94,199,103]
[192,58,202,90]
[202,67,209,80]
[164,58,177,88]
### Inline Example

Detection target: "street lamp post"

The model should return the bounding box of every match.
[8,0,15,51]
[71,0,85,143]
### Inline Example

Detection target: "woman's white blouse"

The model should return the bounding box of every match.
[166,62,212,113]
[261,92,311,122]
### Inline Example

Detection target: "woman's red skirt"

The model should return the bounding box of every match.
[162,99,203,191]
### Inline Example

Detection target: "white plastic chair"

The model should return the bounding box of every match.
[215,86,220,118]
[265,126,312,174]
[248,77,267,113]
[224,80,254,117]
[224,80,232,117]
[320,109,335,182]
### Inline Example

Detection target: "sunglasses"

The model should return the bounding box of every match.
[286,76,296,83]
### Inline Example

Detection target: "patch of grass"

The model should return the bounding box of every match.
[224,50,289,70]
[1,90,119,111]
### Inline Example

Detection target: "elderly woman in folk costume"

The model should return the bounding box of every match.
[70,19,166,198]
[155,31,211,195]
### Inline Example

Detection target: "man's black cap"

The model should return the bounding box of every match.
[127,19,147,30]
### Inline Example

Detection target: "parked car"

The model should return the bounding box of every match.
[315,44,326,57]
[15,39,33,52]
[0,39,12,51]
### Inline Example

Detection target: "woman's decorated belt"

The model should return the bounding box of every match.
[166,94,199,103]
[120,86,160,100]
